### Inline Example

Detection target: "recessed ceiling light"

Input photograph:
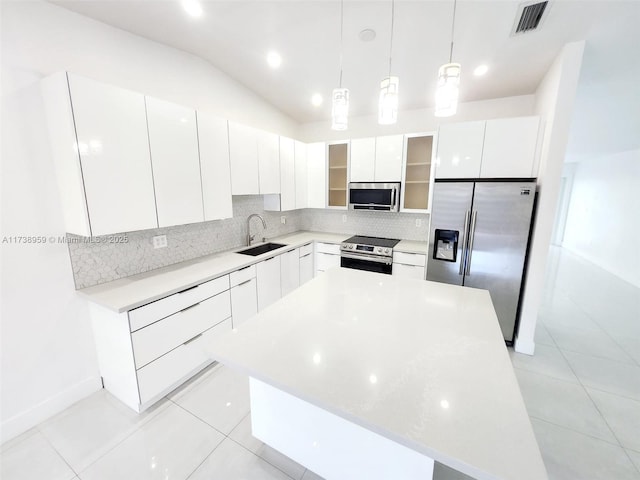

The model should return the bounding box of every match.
[311,94,323,107]
[266,51,282,69]
[181,0,203,18]
[359,29,376,42]
[473,64,489,76]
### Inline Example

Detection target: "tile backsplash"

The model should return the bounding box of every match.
[68,196,429,289]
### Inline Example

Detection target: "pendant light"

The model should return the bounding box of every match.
[332,0,349,130]
[434,0,461,117]
[378,0,398,125]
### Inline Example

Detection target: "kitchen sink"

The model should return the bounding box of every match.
[236,242,286,256]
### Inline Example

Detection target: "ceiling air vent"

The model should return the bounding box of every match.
[512,1,549,35]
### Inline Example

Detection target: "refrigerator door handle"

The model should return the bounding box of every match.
[459,209,471,275]
[466,211,478,275]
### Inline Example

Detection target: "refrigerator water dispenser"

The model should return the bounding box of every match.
[433,229,458,262]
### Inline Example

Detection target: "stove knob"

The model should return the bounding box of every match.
[351,244,355,249]
[385,248,390,254]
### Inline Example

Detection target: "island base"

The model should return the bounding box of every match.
[249,378,435,480]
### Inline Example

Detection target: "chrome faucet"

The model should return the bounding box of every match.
[246,214,267,246]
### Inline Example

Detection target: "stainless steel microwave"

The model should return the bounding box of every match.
[348,182,400,212]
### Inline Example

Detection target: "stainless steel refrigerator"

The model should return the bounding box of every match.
[427,180,536,343]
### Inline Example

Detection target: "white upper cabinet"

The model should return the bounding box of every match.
[349,138,375,182]
[229,122,259,195]
[41,72,158,236]
[258,131,280,194]
[307,142,326,208]
[374,135,403,182]
[197,112,233,221]
[279,136,296,211]
[481,117,540,178]
[295,141,308,209]
[435,121,485,179]
[145,97,204,228]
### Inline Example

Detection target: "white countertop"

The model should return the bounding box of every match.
[210,268,547,480]
[78,231,427,312]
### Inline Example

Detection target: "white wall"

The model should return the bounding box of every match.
[0,0,297,442]
[562,149,640,288]
[298,95,536,142]
[515,41,585,355]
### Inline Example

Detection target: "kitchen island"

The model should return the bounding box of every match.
[209,268,547,480]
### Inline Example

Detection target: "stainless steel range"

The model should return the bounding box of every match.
[340,235,401,275]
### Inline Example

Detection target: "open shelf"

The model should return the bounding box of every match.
[402,135,433,210]
[328,143,348,207]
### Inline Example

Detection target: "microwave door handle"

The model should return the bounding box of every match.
[392,188,397,208]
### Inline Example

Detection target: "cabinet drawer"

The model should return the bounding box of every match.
[299,243,313,257]
[392,263,425,280]
[393,251,426,267]
[137,317,232,404]
[316,252,340,272]
[129,275,230,332]
[132,290,231,369]
[315,242,340,255]
[230,264,256,287]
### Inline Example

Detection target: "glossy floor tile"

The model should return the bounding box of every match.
[587,388,640,452]
[514,368,617,443]
[188,438,294,480]
[0,430,76,480]
[78,403,223,480]
[39,389,170,473]
[531,418,640,480]
[229,414,306,480]
[2,246,639,480]
[171,362,250,435]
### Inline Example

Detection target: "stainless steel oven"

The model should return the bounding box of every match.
[340,235,400,275]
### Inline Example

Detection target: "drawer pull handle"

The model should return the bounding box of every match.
[238,265,251,271]
[180,302,201,313]
[236,279,253,287]
[177,285,198,294]
[300,253,311,258]
[183,333,203,345]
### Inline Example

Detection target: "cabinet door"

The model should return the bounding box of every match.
[280,249,300,297]
[299,252,314,285]
[327,143,348,207]
[375,135,403,182]
[198,113,233,221]
[258,130,280,194]
[229,122,259,194]
[435,121,485,179]
[295,141,308,209]
[316,253,340,273]
[256,256,282,311]
[350,138,375,182]
[145,97,204,227]
[481,117,539,178]
[279,137,296,211]
[231,278,258,328]
[307,142,326,208]
[66,73,158,235]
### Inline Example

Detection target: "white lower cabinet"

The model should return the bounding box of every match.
[392,252,426,280]
[137,318,231,404]
[315,242,341,274]
[230,270,258,328]
[256,256,282,311]
[281,249,300,297]
[89,274,232,412]
[299,243,314,285]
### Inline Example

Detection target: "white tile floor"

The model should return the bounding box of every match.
[2,247,639,480]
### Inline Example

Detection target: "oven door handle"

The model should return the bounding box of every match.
[341,252,392,265]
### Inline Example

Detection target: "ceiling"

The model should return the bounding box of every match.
[48,0,638,127]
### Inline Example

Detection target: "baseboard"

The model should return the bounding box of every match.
[514,336,535,356]
[1,376,102,444]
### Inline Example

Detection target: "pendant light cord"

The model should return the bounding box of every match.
[449,0,457,63]
[388,0,395,77]
[339,0,344,88]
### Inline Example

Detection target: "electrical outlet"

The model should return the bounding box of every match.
[153,235,167,249]
[342,214,347,223]
[281,216,286,225]
[415,219,422,228]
